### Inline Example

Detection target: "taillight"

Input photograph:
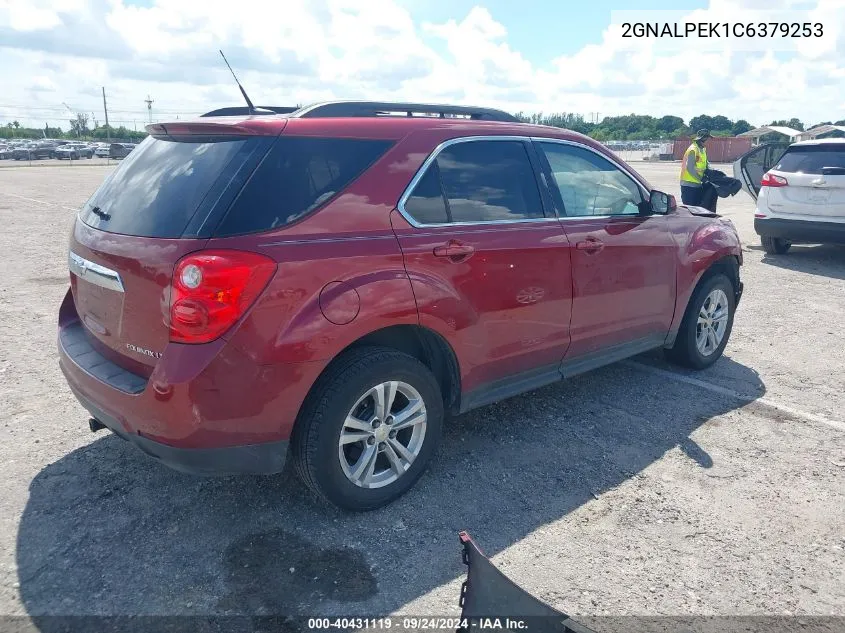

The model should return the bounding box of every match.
[761,172,788,187]
[169,250,276,344]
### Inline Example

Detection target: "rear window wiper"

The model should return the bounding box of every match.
[90,206,111,221]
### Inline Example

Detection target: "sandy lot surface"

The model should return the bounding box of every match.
[0,161,842,628]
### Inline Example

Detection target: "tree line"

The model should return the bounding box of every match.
[2,113,148,142]
[512,112,845,141]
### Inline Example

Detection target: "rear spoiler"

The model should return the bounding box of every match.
[145,117,287,137]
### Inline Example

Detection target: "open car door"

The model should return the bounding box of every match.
[733,142,790,201]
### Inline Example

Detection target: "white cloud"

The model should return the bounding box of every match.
[28,75,57,92]
[0,0,843,131]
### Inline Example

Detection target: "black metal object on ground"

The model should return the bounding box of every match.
[458,532,595,633]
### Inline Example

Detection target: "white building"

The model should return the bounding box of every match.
[797,124,845,141]
[738,126,803,145]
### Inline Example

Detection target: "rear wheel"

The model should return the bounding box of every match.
[666,274,735,369]
[292,347,443,511]
[761,236,791,254]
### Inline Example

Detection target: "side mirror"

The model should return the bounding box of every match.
[648,190,676,215]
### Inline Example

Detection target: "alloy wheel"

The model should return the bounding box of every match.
[696,288,729,356]
[338,380,427,489]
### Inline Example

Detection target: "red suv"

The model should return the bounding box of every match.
[58,101,743,510]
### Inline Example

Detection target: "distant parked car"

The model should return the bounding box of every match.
[94,144,111,158]
[13,143,57,160]
[109,143,136,159]
[55,143,94,160]
[0,144,12,159]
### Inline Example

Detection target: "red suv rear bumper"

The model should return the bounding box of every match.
[57,294,324,475]
[61,377,290,475]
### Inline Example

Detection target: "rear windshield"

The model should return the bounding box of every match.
[774,145,845,174]
[80,136,262,238]
[80,135,392,238]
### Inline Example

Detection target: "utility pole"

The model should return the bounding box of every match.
[144,95,154,123]
[102,87,110,142]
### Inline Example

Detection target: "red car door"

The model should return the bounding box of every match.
[392,138,573,403]
[533,140,677,363]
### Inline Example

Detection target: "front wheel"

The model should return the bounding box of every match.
[666,274,736,369]
[292,347,443,511]
[761,236,791,254]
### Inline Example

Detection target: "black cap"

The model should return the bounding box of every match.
[694,128,712,141]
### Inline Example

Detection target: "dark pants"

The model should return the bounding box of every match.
[699,183,719,212]
[680,185,704,206]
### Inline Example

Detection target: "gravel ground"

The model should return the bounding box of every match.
[0,162,842,627]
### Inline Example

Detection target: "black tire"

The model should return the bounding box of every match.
[292,346,443,511]
[666,273,736,370]
[761,236,791,254]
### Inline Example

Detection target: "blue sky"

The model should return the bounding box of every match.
[400,0,705,64]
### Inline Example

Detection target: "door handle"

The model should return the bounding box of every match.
[575,237,604,254]
[433,241,475,262]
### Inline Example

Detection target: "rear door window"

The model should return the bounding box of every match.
[437,141,544,222]
[774,145,845,174]
[401,140,544,224]
[214,137,393,236]
[80,136,262,238]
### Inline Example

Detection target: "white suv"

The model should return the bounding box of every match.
[734,138,845,254]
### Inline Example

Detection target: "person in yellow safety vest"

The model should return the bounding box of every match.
[679,128,712,206]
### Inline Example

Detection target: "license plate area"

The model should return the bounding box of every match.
[808,188,831,204]
[69,252,126,340]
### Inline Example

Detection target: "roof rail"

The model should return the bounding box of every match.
[200,106,299,117]
[292,101,519,122]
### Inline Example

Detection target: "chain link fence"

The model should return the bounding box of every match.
[601,140,676,162]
